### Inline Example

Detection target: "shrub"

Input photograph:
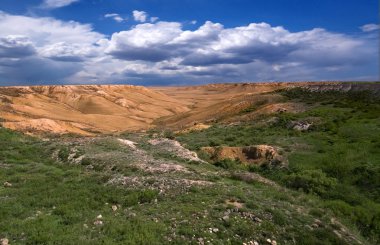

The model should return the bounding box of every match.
[58,147,70,161]
[214,159,240,169]
[284,169,337,196]
[138,189,159,203]
[323,200,353,217]
[163,130,175,139]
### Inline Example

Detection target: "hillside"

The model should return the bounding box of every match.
[1,82,379,135]
[0,85,188,135]
[0,82,379,244]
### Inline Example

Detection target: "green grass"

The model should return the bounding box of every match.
[0,126,365,244]
[0,129,165,244]
[1,87,378,244]
[177,88,380,244]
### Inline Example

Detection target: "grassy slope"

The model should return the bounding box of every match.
[177,89,380,244]
[0,125,365,244]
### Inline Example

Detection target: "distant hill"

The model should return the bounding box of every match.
[0,82,379,135]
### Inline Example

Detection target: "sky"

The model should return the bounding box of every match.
[0,0,378,86]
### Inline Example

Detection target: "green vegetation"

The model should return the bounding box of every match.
[0,126,364,244]
[0,129,165,244]
[0,88,378,244]
[177,88,380,244]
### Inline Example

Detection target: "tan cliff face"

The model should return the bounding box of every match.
[0,82,379,135]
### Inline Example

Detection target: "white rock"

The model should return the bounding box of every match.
[118,139,137,149]
[94,220,103,226]
[97,214,102,219]
[3,182,12,187]
[111,205,118,211]
[1,238,9,245]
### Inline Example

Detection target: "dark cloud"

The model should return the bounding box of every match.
[108,47,173,62]
[0,36,36,58]
[0,57,82,85]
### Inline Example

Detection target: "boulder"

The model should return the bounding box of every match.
[3,182,12,187]
[1,238,9,245]
[288,121,312,131]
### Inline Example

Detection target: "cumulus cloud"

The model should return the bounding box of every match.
[0,12,103,45]
[133,10,147,22]
[0,12,104,84]
[41,0,80,9]
[39,42,97,62]
[105,22,183,61]
[0,10,377,85]
[360,23,380,32]
[106,21,374,69]
[104,13,125,23]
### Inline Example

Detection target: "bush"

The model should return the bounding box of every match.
[214,159,240,170]
[324,200,353,217]
[284,169,337,196]
[163,130,175,139]
[58,147,70,161]
[138,189,159,203]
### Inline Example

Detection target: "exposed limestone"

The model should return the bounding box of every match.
[117,138,138,149]
[148,138,206,163]
[288,121,312,131]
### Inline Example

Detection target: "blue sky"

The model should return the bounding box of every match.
[0,0,378,85]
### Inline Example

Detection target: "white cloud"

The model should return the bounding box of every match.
[0,12,103,45]
[41,0,79,9]
[150,17,159,23]
[105,22,183,61]
[360,24,380,32]
[0,11,377,85]
[39,42,96,62]
[0,12,104,84]
[104,20,378,83]
[104,13,125,23]
[133,10,147,22]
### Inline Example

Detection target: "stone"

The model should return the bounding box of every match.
[277,108,287,113]
[311,223,319,228]
[3,182,12,187]
[1,238,9,245]
[254,217,262,223]
[288,121,312,131]
[272,241,277,245]
[222,215,230,222]
[97,214,102,219]
[314,219,323,226]
[111,205,118,211]
[94,220,103,226]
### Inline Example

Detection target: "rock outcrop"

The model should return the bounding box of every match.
[201,145,286,167]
